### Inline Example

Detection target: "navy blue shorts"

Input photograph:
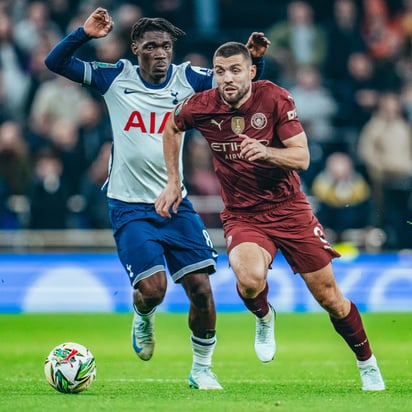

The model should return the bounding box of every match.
[108,197,218,288]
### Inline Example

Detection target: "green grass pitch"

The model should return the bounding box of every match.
[0,312,411,412]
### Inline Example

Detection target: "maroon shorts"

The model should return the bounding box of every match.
[220,193,340,274]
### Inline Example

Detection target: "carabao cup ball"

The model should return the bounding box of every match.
[44,342,96,394]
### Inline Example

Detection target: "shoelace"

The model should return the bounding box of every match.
[192,367,217,381]
[360,366,381,384]
[256,319,272,343]
[136,317,153,343]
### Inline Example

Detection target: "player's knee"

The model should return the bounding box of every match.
[237,276,265,298]
[135,286,166,307]
[144,293,165,307]
[187,282,214,309]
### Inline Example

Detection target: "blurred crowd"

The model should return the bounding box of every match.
[0,0,411,251]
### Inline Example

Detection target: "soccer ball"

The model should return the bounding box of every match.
[44,342,96,394]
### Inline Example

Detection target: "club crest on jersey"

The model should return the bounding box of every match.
[251,113,267,130]
[171,91,179,105]
[231,117,245,134]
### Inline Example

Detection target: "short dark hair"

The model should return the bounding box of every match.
[130,17,186,42]
[213,42,252,64]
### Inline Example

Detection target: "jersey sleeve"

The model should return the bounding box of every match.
[172,97,196,131]
[184,65,214,92]
[44,27,124,95]
[274,88,305,141]
[252,56,265,80]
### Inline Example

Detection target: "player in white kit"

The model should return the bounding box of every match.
[45,7,270,389]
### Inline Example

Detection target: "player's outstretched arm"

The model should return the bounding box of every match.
[246,32,270,58]
[83,7,114,38]
[155,115,184,218]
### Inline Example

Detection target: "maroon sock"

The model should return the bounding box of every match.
[330,301,372,361]
[237,282,270,318]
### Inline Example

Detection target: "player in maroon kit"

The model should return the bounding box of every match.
[155,41,385,391]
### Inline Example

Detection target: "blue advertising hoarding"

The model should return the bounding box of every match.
[0,252,411,313]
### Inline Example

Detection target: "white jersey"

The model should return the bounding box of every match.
[99,60,197,203]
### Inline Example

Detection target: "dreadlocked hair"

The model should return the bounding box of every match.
[130,17,186,42]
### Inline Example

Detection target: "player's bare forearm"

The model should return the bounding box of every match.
[246,32,271,58]
[155,116,184,218]
[239,132,310,170]
[84,7,114,38]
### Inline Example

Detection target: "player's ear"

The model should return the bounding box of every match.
[250,64,257,80]
[131,42,138,55]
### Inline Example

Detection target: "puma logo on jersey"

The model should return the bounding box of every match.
[211,119,224,131]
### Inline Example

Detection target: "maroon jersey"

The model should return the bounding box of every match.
[173,80,305,211]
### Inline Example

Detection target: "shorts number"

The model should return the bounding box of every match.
[314,225,329,244]
[202,229,214,248]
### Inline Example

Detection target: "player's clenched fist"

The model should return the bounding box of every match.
[246,32,270,58]
[239,134,269,162]
[84,7,114,38]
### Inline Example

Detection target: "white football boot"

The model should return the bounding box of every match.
[131,308,155,361]
[357,355,385,391]
[189,366,223,390]
[254,304,276,362]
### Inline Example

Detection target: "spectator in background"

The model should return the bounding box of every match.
[362,0,405,60]
[93,30,128,62]
[311,151,373,241]
[0,11,30,121]
[0,120,31,195]
[149,0,190,31]
[396,0,412,55]
[28,74,92,150]
[323,0,366,84]
[0,178,10,228]
[291,64,338,144]
[77,98,112,167]
[265,1,327,86]
[28,146,69,229]
[358,91,412,250]
[77,141,112,229]
[23,34,56,120]
[400,81,412,122]
[14,1,62,54]
[183,131,222,228]
[0,120,31,228]
[331,51,381,142]
[48,0,79,33]
[184,132,221,197]
[47,118,88,196]
[112,3,144,61]
[361,0,404,90]
[290,64,338,186]
[218,0,281,35]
